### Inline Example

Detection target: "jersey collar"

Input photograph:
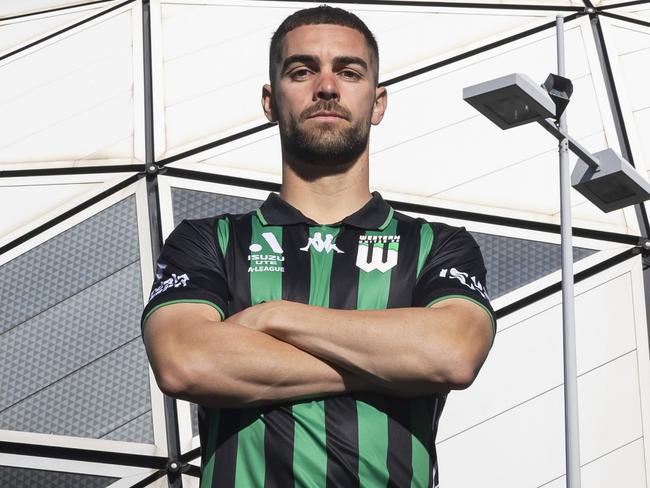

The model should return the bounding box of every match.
[256,191,394,230]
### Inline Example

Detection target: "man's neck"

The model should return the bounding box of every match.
[279,153,372,225]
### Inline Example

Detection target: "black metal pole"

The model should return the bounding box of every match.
[141,1,183,486]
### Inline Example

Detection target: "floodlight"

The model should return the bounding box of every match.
[572,148,650,212]
[463,73,556,129]
[543,73,573,118]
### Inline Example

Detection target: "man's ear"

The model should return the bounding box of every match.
[371,86,387,125]
[262,84,277,123]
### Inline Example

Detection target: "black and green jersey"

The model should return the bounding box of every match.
[142,191,495,488]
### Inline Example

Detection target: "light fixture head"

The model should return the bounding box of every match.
[543,73,573,118]
[572,148,650,212]
[463,73,556,130]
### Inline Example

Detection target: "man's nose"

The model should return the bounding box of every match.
[314,71,339,101]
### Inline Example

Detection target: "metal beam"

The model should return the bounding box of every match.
[140,1,182,487]
[163,165,640,244]
[0,164,146,179]
[0,440,167,469]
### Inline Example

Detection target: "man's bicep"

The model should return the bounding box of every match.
[143,302,222,349]
[428,297,494,347]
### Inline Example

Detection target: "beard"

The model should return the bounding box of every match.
[278,100,372,171]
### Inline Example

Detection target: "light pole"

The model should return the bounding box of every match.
[462,16,650,488]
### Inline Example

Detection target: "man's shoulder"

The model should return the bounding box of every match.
[392,209,467,234]
[173,209,258,235]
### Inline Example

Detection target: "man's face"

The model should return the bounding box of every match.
[263,24,386,167]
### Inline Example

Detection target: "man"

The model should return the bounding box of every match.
[142,6,495,487]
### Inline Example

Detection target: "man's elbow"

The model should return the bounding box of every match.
[152,357,197,398]
[424,349,486,391]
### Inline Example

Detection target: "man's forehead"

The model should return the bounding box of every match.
[281,24,371,61]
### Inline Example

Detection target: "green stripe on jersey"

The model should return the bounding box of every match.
[200,408,220,488]
[417,222,434,279]
[217,217,230,257]
[234,408,266,487]
[357,393,389,486]
[292,401,327,486]
[410,398,434,488]
[231,218,284,486]
[307,226,339,307]
[292,225,339,486]
[356,218,398,486]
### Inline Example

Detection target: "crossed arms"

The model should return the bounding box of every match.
[142,298,494,408]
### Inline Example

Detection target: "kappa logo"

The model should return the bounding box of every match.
[439,267,490,301]
[301,232,344,254]
[248,232,284,273]
[355,235,400,273]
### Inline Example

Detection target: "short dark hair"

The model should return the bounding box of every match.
[269,5,379,85]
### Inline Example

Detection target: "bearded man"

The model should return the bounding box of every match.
[142,6,495,487]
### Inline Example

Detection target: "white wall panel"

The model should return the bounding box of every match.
[438,257,649,486]
[582,438,647,488]
[578,351,643,464]
[439,385,566,487]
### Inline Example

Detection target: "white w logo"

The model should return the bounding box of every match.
[355,235,400,273]
[301,232,343,254]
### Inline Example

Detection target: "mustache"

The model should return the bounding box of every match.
[300,101,351,121]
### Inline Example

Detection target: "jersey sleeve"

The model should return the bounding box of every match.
[413,223,496,333]
[141,218,229,329]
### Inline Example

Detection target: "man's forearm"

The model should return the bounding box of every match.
[145,313,373,408]
[233,300,493,394]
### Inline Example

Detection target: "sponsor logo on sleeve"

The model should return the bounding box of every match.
[355,235,400,273]
[149,264,190,301]
[301,232,344,254]
[439,267,490,301]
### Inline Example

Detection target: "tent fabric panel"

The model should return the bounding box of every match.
[0,8,135,165]
[0,181,102,240]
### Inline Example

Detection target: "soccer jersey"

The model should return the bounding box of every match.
[142,191,495,488]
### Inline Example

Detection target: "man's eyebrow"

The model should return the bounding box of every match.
[281,54,319,73]
[333,56,368,71]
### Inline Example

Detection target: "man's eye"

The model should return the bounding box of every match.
[340,69,361,80]
[290,68,312,80]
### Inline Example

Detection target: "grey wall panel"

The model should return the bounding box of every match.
[0,466,116,488]
[1,197,139,333]
[0,339,151,441]
[472,232,596,299]
[101,410,153,443]
[0,263,143,411]
[171,188,262,226]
